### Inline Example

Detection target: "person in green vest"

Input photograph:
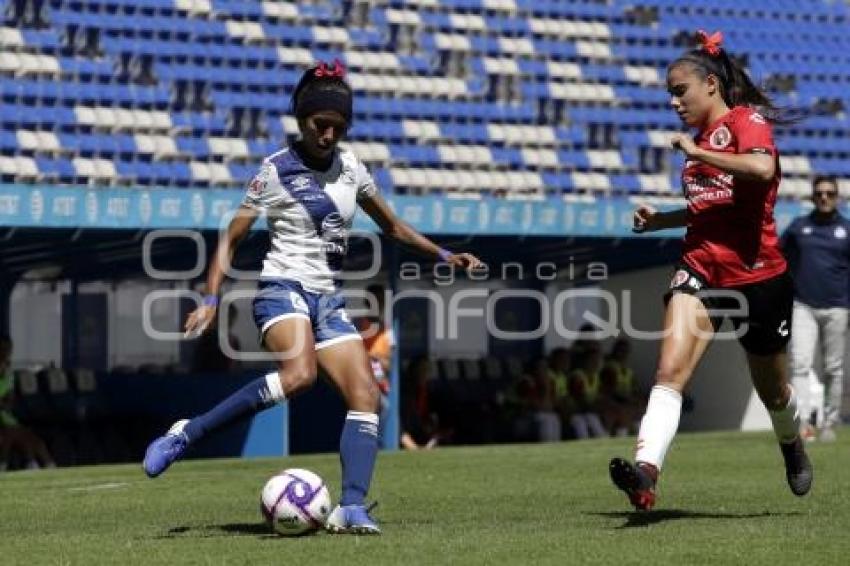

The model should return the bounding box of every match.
[514,357,562,442]
[547,347,571,422]
[599,338,644,436]
[0,335,55,471]
[567,343,608,439]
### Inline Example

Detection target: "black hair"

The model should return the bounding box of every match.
[670,33,790,124]
[289,61,353,124]
[812,174,838,192]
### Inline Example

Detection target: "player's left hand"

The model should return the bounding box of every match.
[447,252,484,272]
[670,133,701,158]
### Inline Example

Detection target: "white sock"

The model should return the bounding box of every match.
[768,385,800,444]
[635,385,683,470]
[790,376,811,427]
[264,371,287,403]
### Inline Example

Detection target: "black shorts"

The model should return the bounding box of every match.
[664,264,792,355]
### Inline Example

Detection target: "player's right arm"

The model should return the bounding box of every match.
[633,205,686,233]
[184,206,259,335]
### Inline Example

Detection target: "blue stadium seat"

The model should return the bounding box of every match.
[35,157,76,179]
[0,130,18,152]
[1,0,849,195]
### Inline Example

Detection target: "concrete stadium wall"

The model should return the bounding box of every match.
[601,266,850,432]
[9,266,850,433]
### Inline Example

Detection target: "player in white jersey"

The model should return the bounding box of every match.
[143,61,482,534]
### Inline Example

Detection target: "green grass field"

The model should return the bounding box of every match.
[2,430,850,565]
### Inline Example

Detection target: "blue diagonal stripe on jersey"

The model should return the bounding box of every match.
[270,149,346,271]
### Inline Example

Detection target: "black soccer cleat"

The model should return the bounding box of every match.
[780,436,813,496]
[609,458,657,511]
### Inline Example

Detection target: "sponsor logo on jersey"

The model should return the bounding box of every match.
[802,225,813,235]
[290,175,312,193]
[321,212,345,238]
[321,212,347,255]
[709,125,732,149]
[749,112,766,124]
[835,226,847,239]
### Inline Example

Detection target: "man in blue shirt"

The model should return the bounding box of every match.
[782,175,850,442]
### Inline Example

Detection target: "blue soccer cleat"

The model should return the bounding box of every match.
[325,503,381,535]
[143,419,189,478]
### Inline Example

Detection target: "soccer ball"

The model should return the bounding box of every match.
[260,468,332,536]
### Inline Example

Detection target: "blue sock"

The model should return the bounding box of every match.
[339,411,379,506]
[183,372,285,443]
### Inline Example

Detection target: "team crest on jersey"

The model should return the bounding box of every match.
[836,226,847,239]
[670,269,703,291]
[749,112,766,124]
[248,163,271,196]
[709,125,732,149]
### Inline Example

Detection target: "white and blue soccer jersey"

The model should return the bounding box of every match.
[243,146,378,294]
[245,146,377,347]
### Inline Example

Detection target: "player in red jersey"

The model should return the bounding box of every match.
[609,30,812,510]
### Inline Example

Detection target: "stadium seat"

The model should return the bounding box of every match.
[0,0,847,196]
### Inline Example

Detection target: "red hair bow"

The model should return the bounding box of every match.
[696,29,723,57]
[314,59,346,78]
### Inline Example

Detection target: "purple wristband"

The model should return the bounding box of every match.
[202,295,219,307]
[437,248,452,262]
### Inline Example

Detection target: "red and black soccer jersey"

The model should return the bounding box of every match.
[680,105,787,287]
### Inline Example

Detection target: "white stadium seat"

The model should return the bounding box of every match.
[313,26,349,45]
[386,9,421,26]
[587,150,623,170]
[638,174,673,193]
[576,41,613,60]
[450,14,486,32]
[175,0,212,17]
[262,1,298,21]
[226,21,266,43]
[498,37,535,56]
[14,156,38,179]
[779,156,811,176]
[189,161,211,182]
[0,28,24,48]
[277,47,314,66]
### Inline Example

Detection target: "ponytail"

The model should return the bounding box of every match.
[670,30,794,125]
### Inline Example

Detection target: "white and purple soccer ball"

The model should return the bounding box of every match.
[260,468,331,536]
